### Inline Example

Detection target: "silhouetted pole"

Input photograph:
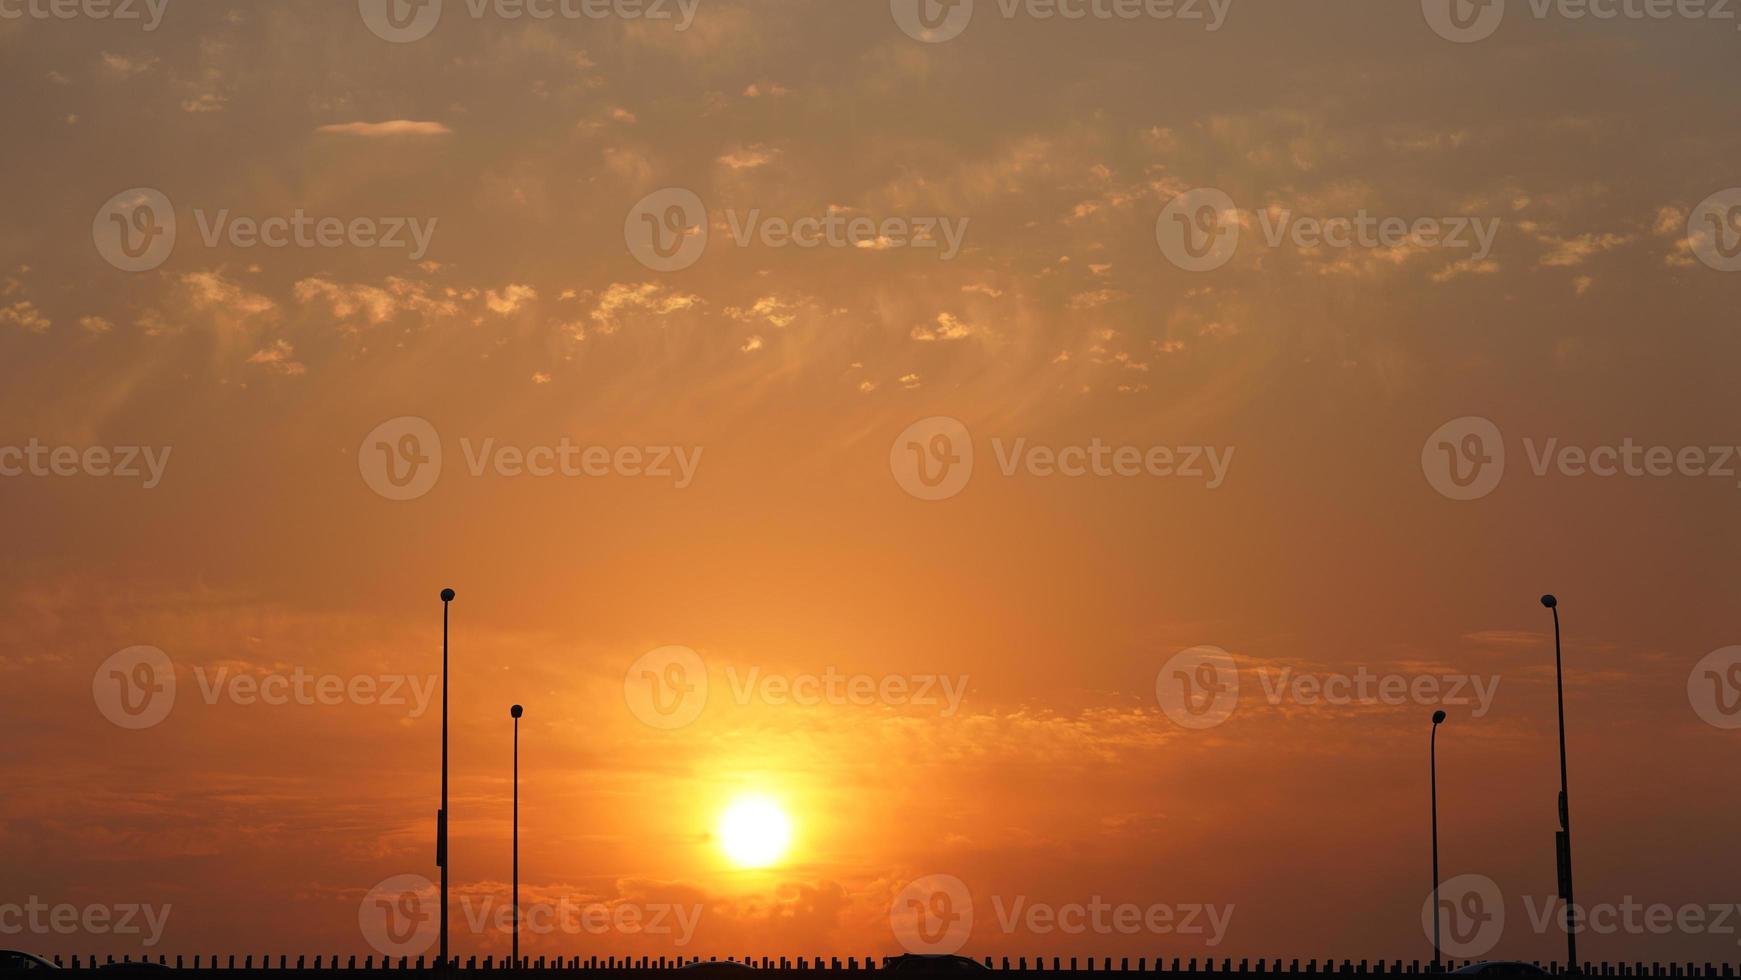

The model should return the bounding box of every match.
[1543,594,1577,972]
[439,588,456,968]
[1430,709,1447,972]
[510,703,523,968]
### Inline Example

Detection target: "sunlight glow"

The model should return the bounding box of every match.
[718,794,793,868]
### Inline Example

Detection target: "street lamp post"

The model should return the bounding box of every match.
[438,588,455,969]
[1542,594,1577,973]
[510,704,523,969]
[1430,709,1447,972]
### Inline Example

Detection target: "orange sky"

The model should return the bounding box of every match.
[2,0,1740,967]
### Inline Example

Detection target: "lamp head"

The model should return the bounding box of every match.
[1540,594,1557,609]
[511,704,523,719]
[1432,710,1447,725]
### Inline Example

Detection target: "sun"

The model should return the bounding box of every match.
[717,794,793,869]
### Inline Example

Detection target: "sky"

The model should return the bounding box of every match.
[2,0,1740,967]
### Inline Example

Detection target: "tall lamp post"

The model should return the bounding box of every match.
[1430,710,1447,972]
[438,588,456,968]
[1542,594,1578,972]
[510,704,523,969]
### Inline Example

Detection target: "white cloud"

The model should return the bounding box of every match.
[314,120,453,137]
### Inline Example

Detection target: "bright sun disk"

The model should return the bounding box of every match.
[718,795,793,868]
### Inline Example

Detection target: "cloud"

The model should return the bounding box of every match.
[293,277,460,326]
[99,51,156,77]
[245,339,306,376]
[182,271,277,322]
[911,312,975,342]
[718,144,777,170]
[1431,257,1501,283]
[314,120,453,137]
[485,284,538,315]
[725,296,800,329]
[589,282,701,331]
[0,301,50,333]
[181,93,228,114]
[1537,231,1631,268]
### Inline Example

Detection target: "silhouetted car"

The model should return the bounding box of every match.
[1452,963,1550,977]
[883,954,988,971]
[0,951,57,970]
